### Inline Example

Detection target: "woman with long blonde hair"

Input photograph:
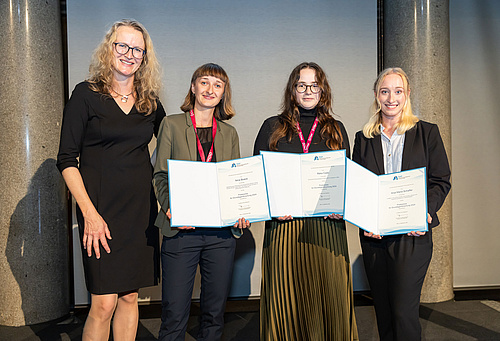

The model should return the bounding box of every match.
[57,19,165,340]
[353,67,451,340]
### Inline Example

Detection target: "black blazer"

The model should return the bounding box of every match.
[352,120,451,229]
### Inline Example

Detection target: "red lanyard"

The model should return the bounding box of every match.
[190,110,217,162]
[296,117,319,153]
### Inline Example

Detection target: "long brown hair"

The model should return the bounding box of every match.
[180,63,235,120]
[87,19,161,115]
[269,62,343,150]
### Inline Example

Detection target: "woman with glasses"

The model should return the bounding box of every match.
[254,62,358,341]
[153,63,249,341]
[57,19,165,340]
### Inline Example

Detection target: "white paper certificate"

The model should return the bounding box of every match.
[167,155,270,227]
[261,150,346,217]
[344,158,428,235]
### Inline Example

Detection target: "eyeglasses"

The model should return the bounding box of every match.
[296,83,321,94]
[113,42,146,59]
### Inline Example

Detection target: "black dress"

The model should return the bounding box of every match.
[57,82,165,294]
[253,108,358,341]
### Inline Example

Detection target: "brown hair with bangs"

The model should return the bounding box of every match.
[269,62,343,151]
[180,63,235,120]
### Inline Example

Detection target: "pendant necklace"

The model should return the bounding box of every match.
[112,88,134,103]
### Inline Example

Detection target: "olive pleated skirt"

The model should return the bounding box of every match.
[260,217,358,341]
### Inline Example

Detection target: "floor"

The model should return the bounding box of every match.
[1,291,499,340]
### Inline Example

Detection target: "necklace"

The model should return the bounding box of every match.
[112,88,134,103]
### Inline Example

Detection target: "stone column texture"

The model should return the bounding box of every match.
[0,0,69,326]
[383,0,453,302]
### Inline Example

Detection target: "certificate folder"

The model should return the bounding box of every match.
[167,155,271,227]
[260,150,346,217]
[344,158,428,235]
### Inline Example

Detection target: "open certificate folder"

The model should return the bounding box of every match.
[344,159,428,235]
[261,150,346,217]
[167,155,271,227]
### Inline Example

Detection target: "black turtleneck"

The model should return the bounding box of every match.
[298,106,317,118]
[296,107,318,141]
[253,107,351,157]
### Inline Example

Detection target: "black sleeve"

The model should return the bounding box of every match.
[425,124,451,218]
[337,120,351,159]
[153,100,167,137]
[253,117,275,155]
[352,131,363,164]
[56,83,90,173]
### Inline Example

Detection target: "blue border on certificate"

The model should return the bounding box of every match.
[167,156,271,228]
[343,161,428,236]
[261,149,346,218]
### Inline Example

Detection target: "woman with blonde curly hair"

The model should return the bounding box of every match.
[57,19,165,340]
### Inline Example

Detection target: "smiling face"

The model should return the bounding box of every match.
[377,73,407,120]
[191,75,225,112]
[295,68,321,110]
[111,26,145,80]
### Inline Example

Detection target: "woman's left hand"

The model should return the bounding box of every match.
[407,213,432,237]
[234,217,250,229]
[407,231,426,237]
[324,213,343,220]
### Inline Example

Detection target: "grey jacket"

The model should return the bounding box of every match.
[153,112,242,237]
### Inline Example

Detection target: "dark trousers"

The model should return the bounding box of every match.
[360,230,433,341]
[158,229,236,341]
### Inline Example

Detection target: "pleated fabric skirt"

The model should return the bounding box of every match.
[260,217,358,341]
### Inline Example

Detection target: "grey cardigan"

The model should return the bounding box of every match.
[153,112,242,238]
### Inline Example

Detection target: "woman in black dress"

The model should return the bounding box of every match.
[353,67,451,340]
[57,20,165,340]
[254,62,358,341]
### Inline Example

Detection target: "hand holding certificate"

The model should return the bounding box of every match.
[261,150,346,217]
[344,158,428,235]
[167,155,270,227]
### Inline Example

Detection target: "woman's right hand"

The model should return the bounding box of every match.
[364,231,382,239]
[166,208,195,230]
[61,167,112,259]
[82,209,111,259]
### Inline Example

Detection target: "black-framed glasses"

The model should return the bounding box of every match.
[296,83,321,93]
[113,42,146,59]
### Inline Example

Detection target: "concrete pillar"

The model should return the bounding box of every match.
[383,0,453,302]
[0,1,69,326]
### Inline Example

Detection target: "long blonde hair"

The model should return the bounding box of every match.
[362,67,418,138]
[87,19,161,115]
